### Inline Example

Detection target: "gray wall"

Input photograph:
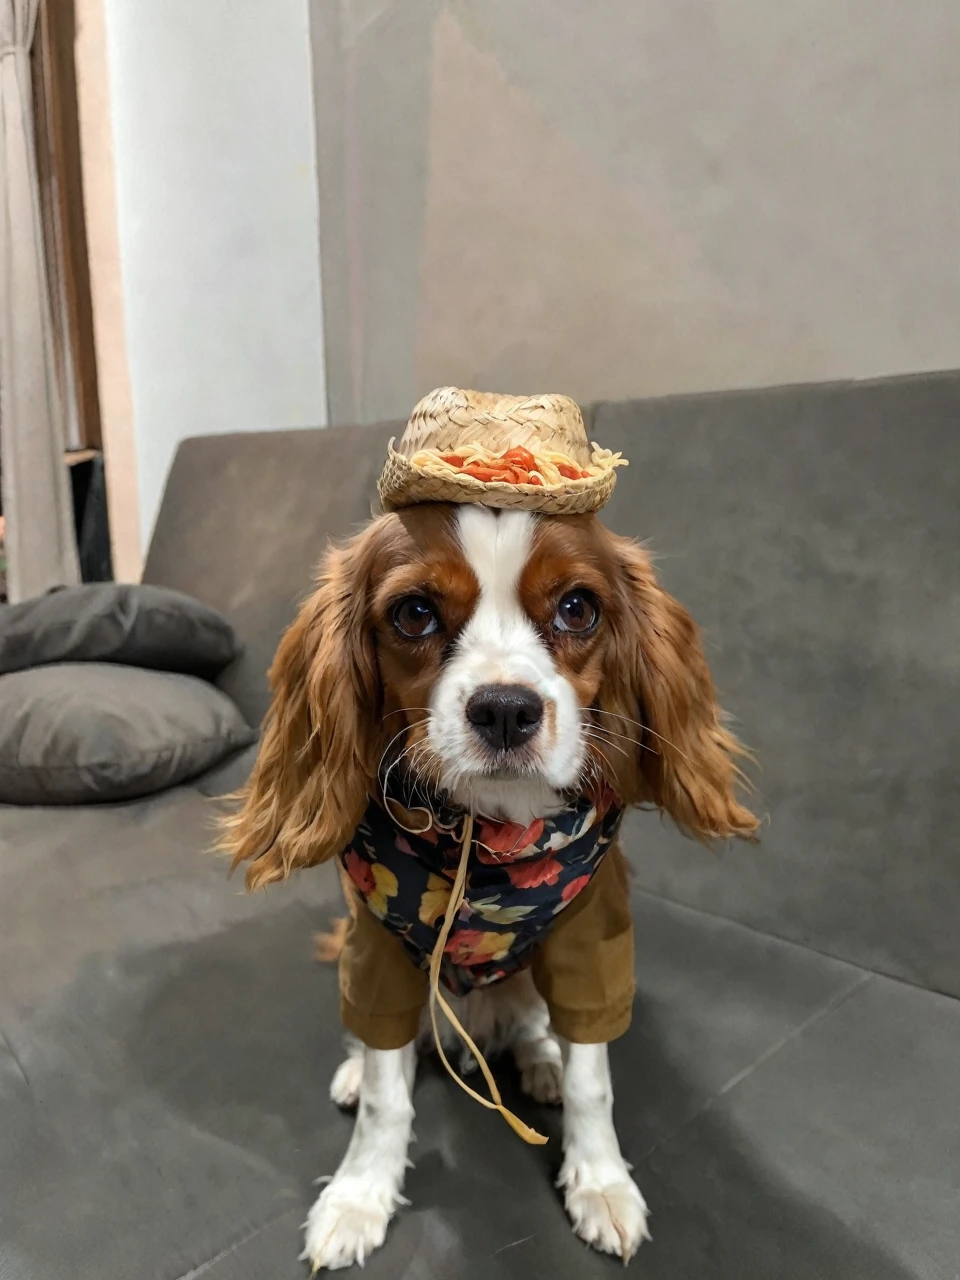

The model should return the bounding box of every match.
[310,0,960,425]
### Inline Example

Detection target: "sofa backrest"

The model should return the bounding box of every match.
[593,371,960,1000]
[143,372,960,999]
[143,421,397,725]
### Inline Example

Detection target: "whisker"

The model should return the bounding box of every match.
[400,739,438,797]
[588,721,650,745]
[411,750,438,802]
[591,708,691,761]
[585,741,616,774]
[585,724,640,749]
[583,723,654,757]
[590,708,646,731]
[377,724,416,778]
[402,741,442,824]
[379,736,424,801]
[398,742,424,805]
[581,727,628,759]
[377,710,438,805]
[579,747,616,797]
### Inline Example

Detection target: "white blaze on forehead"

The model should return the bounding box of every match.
[454,506,539,681]
[456,505,533,604]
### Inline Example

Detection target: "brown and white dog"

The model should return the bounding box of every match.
[222,502,757,1270]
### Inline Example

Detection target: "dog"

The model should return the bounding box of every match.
[220,501,757,1270]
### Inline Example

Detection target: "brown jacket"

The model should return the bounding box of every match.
[339,842,634,1049]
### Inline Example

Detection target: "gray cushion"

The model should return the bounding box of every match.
[0,584,240,678]
[0,663,256,805]
[193,742,258,798]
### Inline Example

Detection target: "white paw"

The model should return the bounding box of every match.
[329,1053,363,1109]
[558,1158,650,1262]
[520,1059,563,1105]
[300,1177,406,1271]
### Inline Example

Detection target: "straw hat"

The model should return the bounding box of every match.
[378,387,627,516]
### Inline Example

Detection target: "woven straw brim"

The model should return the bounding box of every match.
[378,443,618,515]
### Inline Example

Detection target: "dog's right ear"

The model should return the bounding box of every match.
[219,521,385,890]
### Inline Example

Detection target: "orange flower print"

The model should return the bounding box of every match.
[506,856,562,889]
[418,873,452,926]
[343,849,375,896]
[475,817,545,863]
[561,873,592,903]
[444,928,517,966]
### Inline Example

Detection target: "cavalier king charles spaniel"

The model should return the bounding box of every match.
[222,502,756,1270]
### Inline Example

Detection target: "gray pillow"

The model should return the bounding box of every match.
[0,664,257,805]
[0,584,240,678]
[194,742,258,798]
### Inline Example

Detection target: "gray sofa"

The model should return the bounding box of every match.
[2,371,958,1279]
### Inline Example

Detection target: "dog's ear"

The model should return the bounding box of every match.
[219,521,385,889]
[603,533,758,842]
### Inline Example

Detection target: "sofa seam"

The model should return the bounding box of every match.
[633,972,873,1168]
[167,1205,300,1280]
[631,885,960,1005]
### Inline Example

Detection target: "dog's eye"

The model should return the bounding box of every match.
[393,596,440,638]
[554,590,599,635]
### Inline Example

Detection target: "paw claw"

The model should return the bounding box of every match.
[302,1180,403,1271]
[560,1160,650,1262]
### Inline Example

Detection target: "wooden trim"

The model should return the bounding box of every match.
[65,448,99,467]
[32,0,103,451]
[73,0,142,580]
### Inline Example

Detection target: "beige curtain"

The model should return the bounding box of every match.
[0,0,80,601]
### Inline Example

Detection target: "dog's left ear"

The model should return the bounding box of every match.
[604,533,758,842]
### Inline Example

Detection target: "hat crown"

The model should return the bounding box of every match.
[398,387,591,465]
[377,386,626,516]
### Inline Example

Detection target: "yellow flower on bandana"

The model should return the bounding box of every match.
[418,873,452,926]
[367,864,399,919]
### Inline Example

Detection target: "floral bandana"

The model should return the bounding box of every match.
[339,776,623,997]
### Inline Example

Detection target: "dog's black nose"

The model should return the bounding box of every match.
[465,684,544,752]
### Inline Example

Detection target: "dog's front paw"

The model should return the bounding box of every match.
[520,1059,563,1104]
[558,1156,650,1262]
[301,1176,406,1271]
[328,1054,363,1110]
